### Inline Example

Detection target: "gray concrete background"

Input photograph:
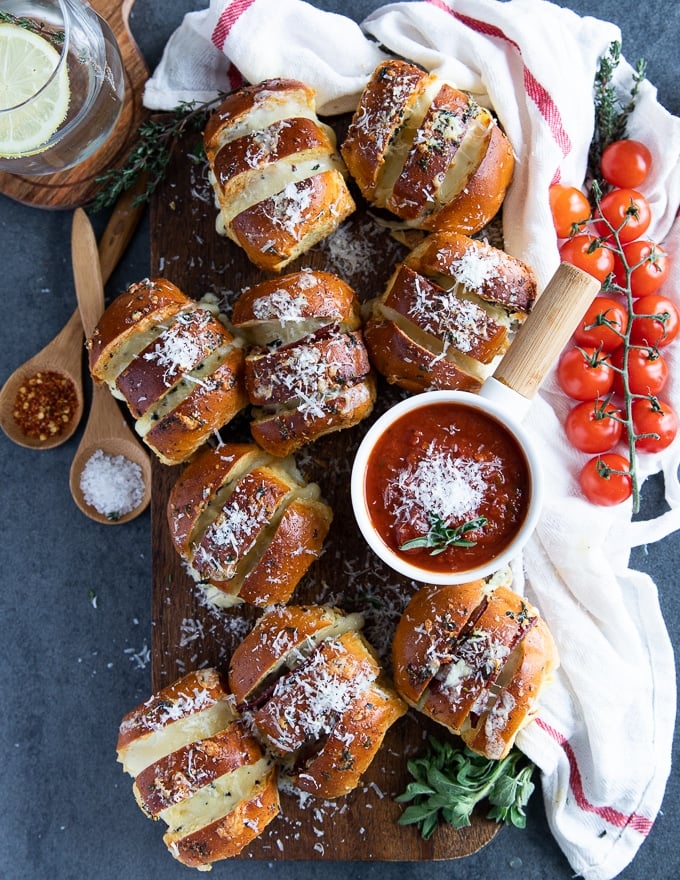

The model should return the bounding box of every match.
[0,2,678,878]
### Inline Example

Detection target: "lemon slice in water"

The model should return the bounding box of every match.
[0,22,70,157]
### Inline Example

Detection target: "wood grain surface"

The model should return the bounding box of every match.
[148,124,501,861]
[0,0,148,209]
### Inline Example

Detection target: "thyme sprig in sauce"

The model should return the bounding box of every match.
[396,738,535,837]
[399,513,487,556]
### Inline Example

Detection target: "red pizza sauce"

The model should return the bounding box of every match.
[363,401,531,574]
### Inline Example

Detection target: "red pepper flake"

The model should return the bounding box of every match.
[12,370,78,441]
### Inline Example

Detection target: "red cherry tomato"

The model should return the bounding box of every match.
[631,396,678,453]
[565,400,623,453]
[600,140,653,188]
[579,453,632,506]
[630,294,680,348]
[559,234,615,282]
[610,345,668,397]
[573,296,628,351]
[612,240,670,297]
[549,184,592,238]
[595,188,652,243]
[557,347,614,400]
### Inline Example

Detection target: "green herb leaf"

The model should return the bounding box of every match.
[90,96,226,213]
[396,737,535,838]
[399,512,487,555]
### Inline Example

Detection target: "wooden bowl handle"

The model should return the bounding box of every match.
[492,262,601,400]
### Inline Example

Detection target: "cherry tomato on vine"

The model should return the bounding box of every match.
[579,453,632,506]
[594,188,652,243]
[573,296,628,351]
[629,294,680,348]
[600,139,653,188]
[559,234,615,282]
[565,400,623,453]
[549,184,592,238]
[612,240,670,297]
[610,344,668,397]
[631,396,678,453]
[557,346,614,400]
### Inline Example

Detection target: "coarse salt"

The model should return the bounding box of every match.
[79,448,145,519]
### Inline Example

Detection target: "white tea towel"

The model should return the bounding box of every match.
[143,2,680,878]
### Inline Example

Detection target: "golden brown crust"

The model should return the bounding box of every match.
[142,346,248,466]
[250,373,376,457]
[251,630,381,756]
[245,328,371,406]
[88,278,189,382]
[228,605,356,705]
[228,170,355,273]
[363,317,483,393]
[133,724,264,818]
[340,59,514,234]
[231,270,360,339]
[167,443,264,556]
[421,123,515,235]
[166,446,332,608]
[114,307,233,418]
[117,668,229,751]
[392,578,559,759]
[204,78,316,159]
[461,616,559,760]
[391,581,489,707]
[291,680,407,798]
[340,59,433,199]
[164,771,280,868]
[237,496,333,607]
[404,231,537,315]
[205,79,355,272]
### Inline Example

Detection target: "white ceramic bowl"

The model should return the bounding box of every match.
[350,389,544,585]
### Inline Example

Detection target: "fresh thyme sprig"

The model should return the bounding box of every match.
[0,11,65,48]
[588,41,647,187]
[395,738,535,838]
[90,96,226,212]
[399,513,487,556]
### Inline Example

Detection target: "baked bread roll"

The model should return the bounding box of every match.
[117,668,279,870]
[232,270,376,457]
[167,442,333,608]
[204,79,355,272]
[88,278,247,466]
[364,232,537,393]
[392,574,558,760]
[229,605,407,798]
[341,59,514,234]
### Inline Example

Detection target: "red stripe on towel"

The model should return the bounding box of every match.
[426,0,572,158]
[212,0,258,50]
[535,717,654,834]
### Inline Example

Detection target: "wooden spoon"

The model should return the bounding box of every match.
[0,183,146,449]
[69,207,152,525]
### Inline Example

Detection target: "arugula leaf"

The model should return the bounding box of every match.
[395,738,535,838]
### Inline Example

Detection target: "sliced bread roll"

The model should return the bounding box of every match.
[204,78,355,272]
[87,279,248,466]
[167,443,333,608]
[232,270,376,457]
[229,605,407,798]
[364,231,537,393]
[391,574,559,760]
[341,59,514,234]
[117,668,279,870]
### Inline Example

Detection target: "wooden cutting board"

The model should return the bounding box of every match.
[0,0,147,209]
[149,123,502,861]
